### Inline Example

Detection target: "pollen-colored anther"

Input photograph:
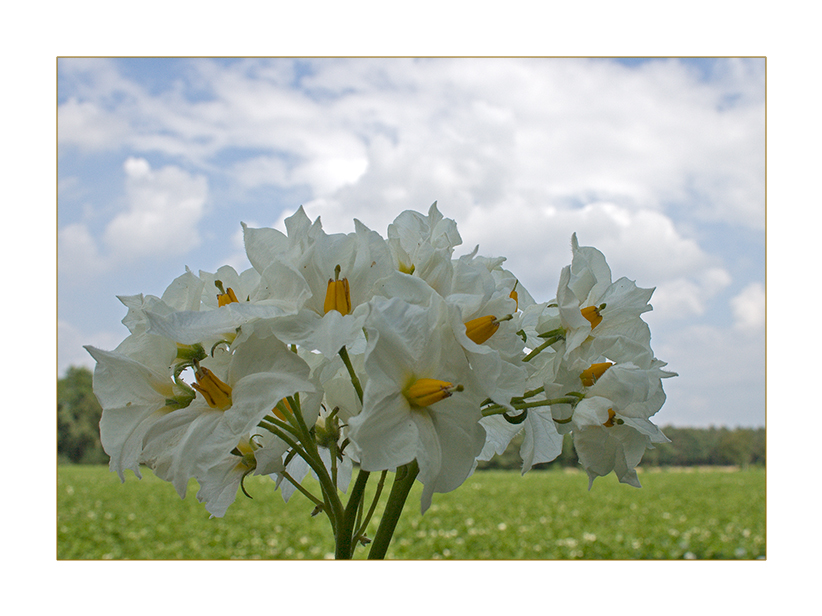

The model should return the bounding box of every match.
[581,305,603,329]
[405,378,460,408]
[510,282,519,311]
[323,278,351,315]
[192,366,233,410]
[580,362,613,387]
[217,287,239,307]
[465,315,500,345]
[603,408,617,428]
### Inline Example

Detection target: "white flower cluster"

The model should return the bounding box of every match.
[86,203,675,519]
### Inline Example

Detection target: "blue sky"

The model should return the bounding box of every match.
[57,57,766,428]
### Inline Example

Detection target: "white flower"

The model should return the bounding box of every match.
[141,330,315,497]
[347,295,486,513]
[573,416,669,489]
[386,202,461,295]
[84,334,183,481]
[117,268,205,336]
[246,214,394,358]
[88,324,316,501]
[553,234,655,370]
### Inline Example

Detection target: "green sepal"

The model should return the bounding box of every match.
[175,343,207,362]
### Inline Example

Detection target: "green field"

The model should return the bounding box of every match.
[57,465,765,560]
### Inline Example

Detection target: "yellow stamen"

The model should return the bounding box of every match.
[323,268,352,316]
[603,408,617,428]
[217,287,239,307]
[405,378,462,408]
[510,281,519,311]
[581,304,604,329]
[465,315,500,345]
[580,362,613,387]
[192,366,233,410]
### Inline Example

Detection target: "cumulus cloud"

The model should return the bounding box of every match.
[58,98,132,151]
[103,157,208,261]
[731,282,766,332]
[58,222,106,278]
[59,58,764,232]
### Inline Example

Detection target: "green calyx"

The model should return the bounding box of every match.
[175,343,207,362]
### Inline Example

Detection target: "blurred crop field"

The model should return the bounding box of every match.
[57,465,765,560]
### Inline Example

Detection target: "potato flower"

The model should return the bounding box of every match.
[347,295,486,513]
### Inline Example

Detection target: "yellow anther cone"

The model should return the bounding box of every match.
[580,362,613,387]
[464,315,500,345]
[405,378,460,408]
[192,366,233,410]
[324,278,351,315]
[217,287,239,307]
[580,305,603,328]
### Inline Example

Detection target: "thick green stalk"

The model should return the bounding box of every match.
[335,467,371,559]
[367,460,420,559]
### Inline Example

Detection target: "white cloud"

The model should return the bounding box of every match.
[651,268,732,321]
[58,222,106,278]
[59,58,764,232]
[58,319,121,375]
[103,157,208,261]
[731,281,766,332]
[57,98,132,151]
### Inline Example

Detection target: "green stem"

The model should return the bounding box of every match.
[354,470,387,543]
[481,396,581,418]
[335,467,371,559]
[523,335,563,362]
[339,345,364,403]
[368,460,419,559]
[280,471,325,509]
[258,419,345,535]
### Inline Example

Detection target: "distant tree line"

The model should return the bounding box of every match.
[476,425,766,471]
[58,366,766,468]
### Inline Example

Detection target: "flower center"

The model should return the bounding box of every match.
[404,378,463,408]
[580,362,613,387]
[215,280,239,307]
[580,303,606,329]
[192,366,233,410]
[603,408,616,427]
[323,265,352,316]
[602,408,625,427]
